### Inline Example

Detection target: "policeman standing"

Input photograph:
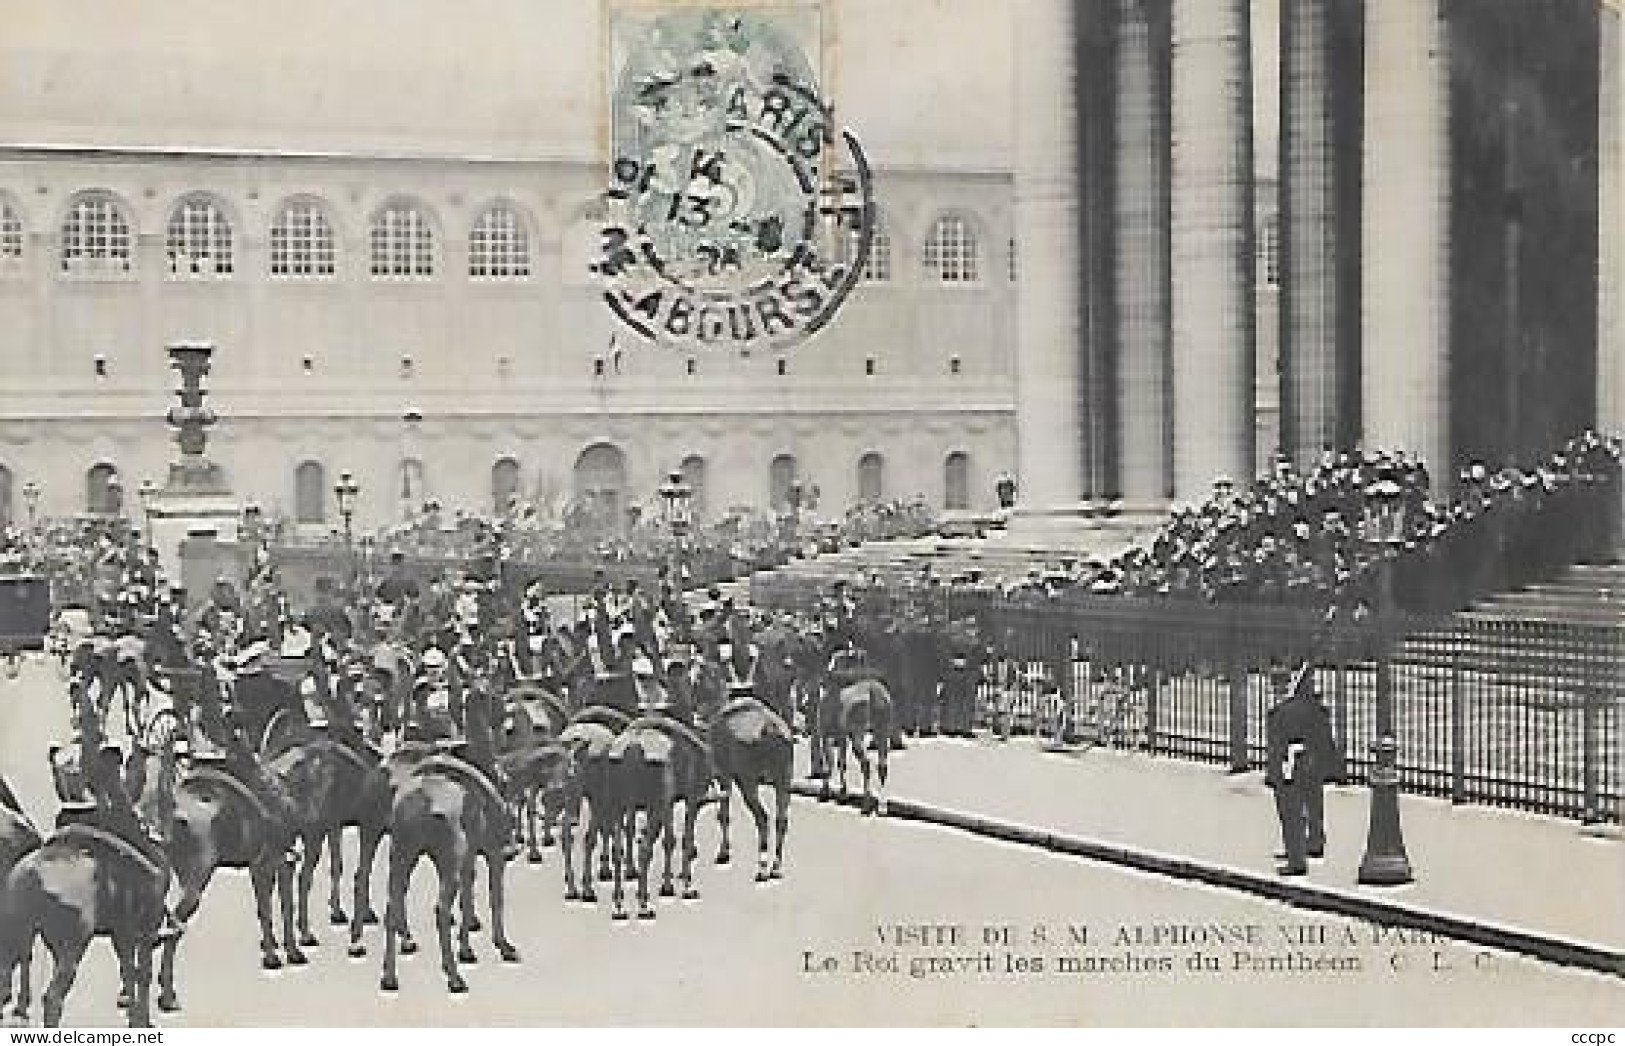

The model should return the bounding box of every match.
[1264,661,1346,876]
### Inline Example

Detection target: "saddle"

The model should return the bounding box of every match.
[612,714,709,765]
[712,698,791,745]
[185,764,281,828]
[412,752,508,812]
[51,822,165,883]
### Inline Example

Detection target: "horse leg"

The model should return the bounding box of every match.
[658,809,677,899]
[578,802,599,904]
[876,733,891,815]
[676,792,702,896]
[737,779,773,882]
[837,734,851,799]
[524,793,543,864]
[114,932,135,1010]
[278,852,307,965]
[610,811,630,922]
[348,826,382,958]
[434,853,468,994]
[636,808,660,920]
[379,846,411,992]
[714,776,733,866]
[485,851,519,963]
[157,867,210,1012]
[455,853,479,966]
[770,776,791,878]
[295,832,321,948]
[126,932,154,1029]
[11,942,34,1021]
[249,862,283,970]
[854,731,874,815]
[327,824,350,926]
[560,797,581,901]
[41,932,89,1029]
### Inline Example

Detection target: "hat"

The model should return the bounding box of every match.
[631,656,656,677]
[421,647,448,670]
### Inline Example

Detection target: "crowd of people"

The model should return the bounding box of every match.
[992,432,1622,614]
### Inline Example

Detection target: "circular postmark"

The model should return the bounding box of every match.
[594,9,874,354]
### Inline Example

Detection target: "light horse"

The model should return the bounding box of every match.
[379,692,520,995]
[806,645,895,815]
[0,715,180,1028]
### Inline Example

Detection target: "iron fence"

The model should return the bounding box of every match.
[751,574,1622,824]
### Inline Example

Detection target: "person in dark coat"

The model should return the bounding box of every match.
[1264,662,1346,876]
[936,642,982,738]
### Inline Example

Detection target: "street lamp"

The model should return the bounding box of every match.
[241,501,263,546]
[334,471,360,590]
[658,470,693,538]
[138,478,158,544]
[1358,474,1414,886]
[21,481,40,534]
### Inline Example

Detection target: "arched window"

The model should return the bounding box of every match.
[370,200,436,279]
[166,196,234,278]
[862,220,891,282]
[60,193,133,276]
[923,214,980,284]
[0,198,23,275]
[294,461,326,524]
[944,451,971,511]
[469,204,531,280]
[270,198,336,278]
[86,463,122,516]
[769,454,797,512]
[679,455,707,523]
[857,452,885,505]
[399,458,428,508]
[0,464,12,528]
[492,457,522,514]
[573,443,627,532]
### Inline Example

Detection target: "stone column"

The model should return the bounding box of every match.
[1361,0,1451,485]
[1600,3,1622,441]
[1013,0,1085,518]
[1115,0,1172,506]
[1169,0,1256,500]
[1280,0,1343,466]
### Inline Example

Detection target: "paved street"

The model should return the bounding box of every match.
[2,658,1622,1027]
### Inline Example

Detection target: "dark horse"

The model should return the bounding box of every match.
[379,694,520,995]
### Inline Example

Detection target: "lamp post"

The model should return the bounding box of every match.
[658,470,693,586]
[334,470,360,591]
[241,501,263,547]
[138,478,158,545]
[21,481,40,535]
[1358,475,1414,886]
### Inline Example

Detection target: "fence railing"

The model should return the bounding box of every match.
[750,574,1623,824]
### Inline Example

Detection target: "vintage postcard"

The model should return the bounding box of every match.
[0,0,1621,1030]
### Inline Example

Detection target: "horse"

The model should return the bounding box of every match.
[604,707,714,920]
[498,683,576,858]
[0,780,43,1023]
[696,680,794,883]
[553,705,634,904]
[378,700,519,995]
[0,721,178,1028]
[808,657,894,815]
[155,725,304,1012]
